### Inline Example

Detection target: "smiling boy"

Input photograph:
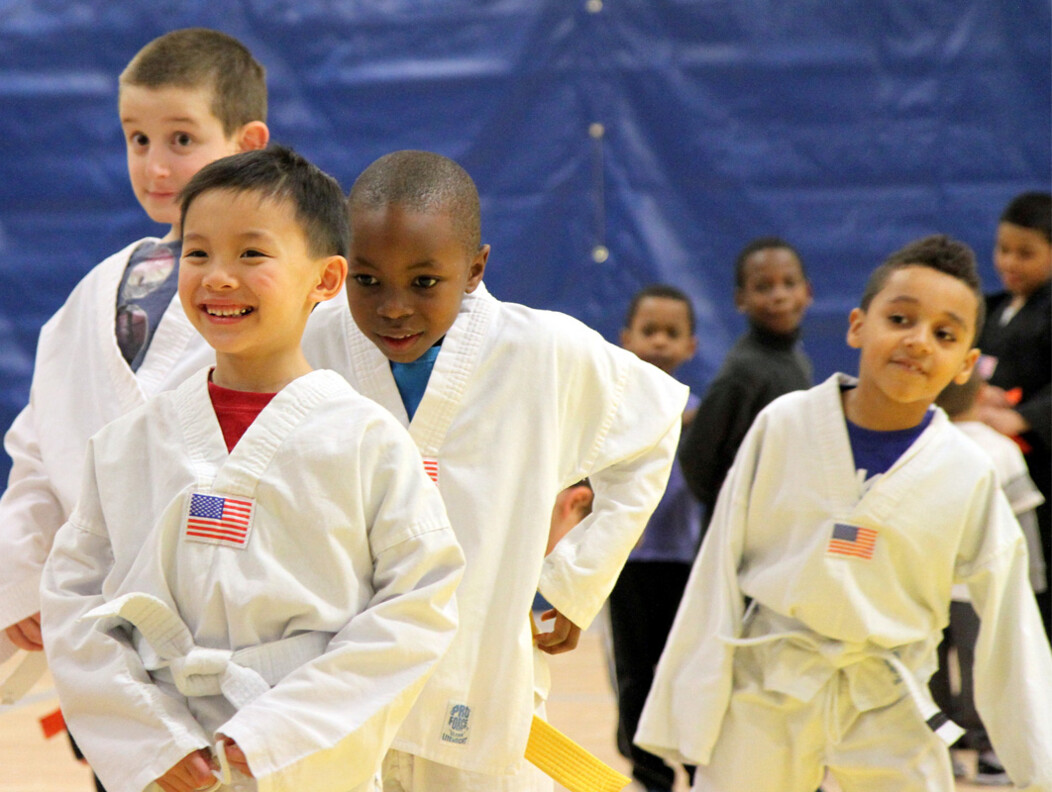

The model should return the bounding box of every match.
[636,235,1052,792]
[40,147,464,792]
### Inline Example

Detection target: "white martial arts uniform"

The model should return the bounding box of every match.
[302,284,688,782]
[635,374,1052,792]
[41,368,465,792]
[0,239,213,663]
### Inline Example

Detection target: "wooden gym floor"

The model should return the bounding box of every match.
[0,615,989,791]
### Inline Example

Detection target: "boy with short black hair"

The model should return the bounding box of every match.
[609,284,700,792]
[303,150,687,791]
[41,146,464,792]
[678,237,812,530]
[1,26,268,660]
[637,234,1052,791]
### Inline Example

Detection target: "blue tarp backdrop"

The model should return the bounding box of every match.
[0,1,1049,486]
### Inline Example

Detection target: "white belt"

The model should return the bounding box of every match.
[0,650,48,706]
[723,608,964,745]
[85,592,330,709]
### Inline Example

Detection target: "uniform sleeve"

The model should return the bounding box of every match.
[634,412,758,766]
[0,402,66,643]
[960,485,1052,792]
[218,424,464,792]
[40,441,211,792]
[537,343,689,630]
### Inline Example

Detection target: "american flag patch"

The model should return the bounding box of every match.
[423,457,439,484]
[827,523,877,560]
[185,492,254,548]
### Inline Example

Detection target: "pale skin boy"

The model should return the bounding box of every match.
[3,54,268,654]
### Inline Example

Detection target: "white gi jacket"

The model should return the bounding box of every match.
[635,374,1052,792]
[41,369,465,792]
[302,284,688,774]
[0,239,213,661]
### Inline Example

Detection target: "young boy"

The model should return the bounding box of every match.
[929,372,1045,784]
[1,27,267,666]
[301,150,688,791]
[636,235,1052,791]
[608,285,699,792]
[678,237,812,531]
[40,146,465,792]
[975,191,1051,640]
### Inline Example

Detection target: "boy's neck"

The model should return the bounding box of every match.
[212,351,313,393]
[748,320,800,347]
[160,224,180,244]
[841,381,931,431]
[949,405,981,423]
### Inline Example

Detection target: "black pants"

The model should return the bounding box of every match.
[608,560,693,791]
[69,731,107,792]
[929,600,988,752]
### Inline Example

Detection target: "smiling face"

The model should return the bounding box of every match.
[346,204,488,363]
[119,84,265,240]
[993,221,1052,300]
[846,265,980,429]
[178,189,345,391]
[735,247,812,336]
[620,296,697,374]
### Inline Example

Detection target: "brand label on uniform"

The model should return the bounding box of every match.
[441,702,471,744]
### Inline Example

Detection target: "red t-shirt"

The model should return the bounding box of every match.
[207,380,277,452]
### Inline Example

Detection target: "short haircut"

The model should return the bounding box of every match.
[935,370,982,418]
[120,28,267,136]
[860,234,985,342]
[348,150,481,254]
[734,236,806,289]
[624,284,697,334]
[1000,191,1052,243]
[179,145,349,260]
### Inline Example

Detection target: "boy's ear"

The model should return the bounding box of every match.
[846,307,865,349]
[235,121,270,152]
[952,347,981,386]
[310,255,348,304]
[464,244,490,294]
[734,288,745,312]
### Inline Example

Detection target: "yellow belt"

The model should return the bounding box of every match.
[526,613,630,792]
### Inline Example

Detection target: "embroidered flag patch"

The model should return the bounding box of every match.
[423,457,439,484]
[827,523,877,560]
[185,492,254,549]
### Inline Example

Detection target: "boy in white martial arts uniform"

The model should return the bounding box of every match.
[40,146,465,792]
[1,28,268,674]
[300,150,688,791]
[635,235,1052,792]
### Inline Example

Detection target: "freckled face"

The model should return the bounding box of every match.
[119,85,244,235]
[847,266,980,422]
[347,205,487,363]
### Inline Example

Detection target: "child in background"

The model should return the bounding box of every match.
[608,285,699,792]
[0,29,269,785]
[975,191,1051,641]
[929,371,1045,785]
[678,237,812,532]
[303,150,687,791]
[41,146,464,792]
[637,235,1052,792]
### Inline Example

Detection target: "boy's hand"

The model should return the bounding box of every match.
[4,612,43,651]
[534,608,582,655]
[217,735,254,778]
[155,748,216,792]
[977,404,1030,437]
